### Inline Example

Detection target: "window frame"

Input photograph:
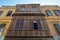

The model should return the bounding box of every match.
[0,11,3,16]
[31,6,38,12]
[53,10,60,16]
[19,6,25,12]
[6,11,12,16]
[15,19,24,30]
[45,10,53,16]
[30,19,42,30]
[0,23,6,35]
[53,23,60,35]
[33,20,38,30]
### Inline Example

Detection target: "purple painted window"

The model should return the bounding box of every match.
[15,19,24,30]
[37,20,42,30]
[30,19,42,30]
[30,20,34,30]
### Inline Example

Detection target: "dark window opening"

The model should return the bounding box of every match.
[0,11,3,16]
[30,20,42,30]
[6,11,12,16]
[33,23,38,30]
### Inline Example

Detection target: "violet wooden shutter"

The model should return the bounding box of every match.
[30,19,34,30]
[37,20,42,30]
[15,19,24,30]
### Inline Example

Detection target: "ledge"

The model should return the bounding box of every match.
[5,36,53,38]
[12,13,45,16]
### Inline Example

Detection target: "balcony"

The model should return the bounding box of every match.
[12,12,45,16]
[5,30,52,37]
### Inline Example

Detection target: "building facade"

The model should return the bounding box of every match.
[0,4,60,40]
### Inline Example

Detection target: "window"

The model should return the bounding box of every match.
[19,6,25,12]
[54,10,60,16]
[31,6,37,12]
[45,10,53,16]
[53,23,60,34]
[33,21,38,30]
[0,11,3,16]
[15,19,24,30]
[6,11,12,16]
[0,24,6,35]
[30,20,42,30]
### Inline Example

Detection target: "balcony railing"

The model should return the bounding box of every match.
[12,12,45,16]
[6,30,51,37]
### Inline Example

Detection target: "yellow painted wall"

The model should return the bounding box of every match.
[0,5,60,37]
[0,20,11,36]
[41,6,60,36]
[0,6,16,36]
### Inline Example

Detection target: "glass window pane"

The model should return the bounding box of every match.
[46,10,53,16]
[53,24,60,34]
[31,6,37,12]
[19,7,25,12]
[54,10,60,16]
